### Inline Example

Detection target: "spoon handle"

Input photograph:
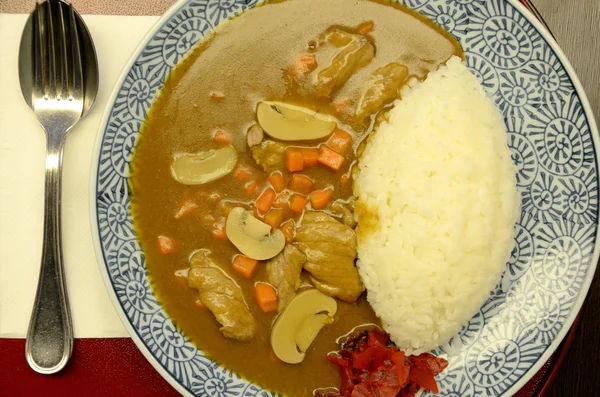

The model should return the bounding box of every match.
[25,133,73,374]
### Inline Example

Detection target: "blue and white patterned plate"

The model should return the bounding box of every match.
[91,0,599,396]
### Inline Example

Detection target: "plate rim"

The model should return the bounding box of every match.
[88,1,600,396]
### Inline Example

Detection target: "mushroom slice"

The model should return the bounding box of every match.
[270,289,338,364]
[171,146,237,185]
[295,314,333,352]
[226,207,285,260]
[257,101,337,141]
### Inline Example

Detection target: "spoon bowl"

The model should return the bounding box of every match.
[18,0,98,115]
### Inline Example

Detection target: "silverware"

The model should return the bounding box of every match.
[18,0,98,374]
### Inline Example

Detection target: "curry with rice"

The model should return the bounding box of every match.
[130,0,463,395]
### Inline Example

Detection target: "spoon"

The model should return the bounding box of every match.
[18,0,99,374]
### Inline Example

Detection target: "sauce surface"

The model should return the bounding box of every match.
[131,0,462,395]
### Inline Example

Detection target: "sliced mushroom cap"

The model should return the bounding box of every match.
[171,146,237,185]
[257,101,337,141]
[226,207,285,260]
[270,289,337,364]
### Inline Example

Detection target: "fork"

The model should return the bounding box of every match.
[23,0,85,374]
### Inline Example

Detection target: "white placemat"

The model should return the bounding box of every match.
[0,14,159,338]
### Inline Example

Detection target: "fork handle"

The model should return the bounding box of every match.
[25,133,73,374]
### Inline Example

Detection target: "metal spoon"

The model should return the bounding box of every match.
[18,0,98,374]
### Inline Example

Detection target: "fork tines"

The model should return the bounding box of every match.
[33,1,83,102]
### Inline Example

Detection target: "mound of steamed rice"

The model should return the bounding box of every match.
[354,56,519,354]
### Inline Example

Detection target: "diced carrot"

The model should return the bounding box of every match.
[318,145,345,171]
[280,220,295,243]
[233,166,253,182]
[211,218,227,240]
[301,148,319,167]
[341,173,351,187]
[174,200,198,219]
[290,194,308,213]
[292,54,318,75]
[232,255,259,278]
[264,209,284,229]
[213,129,231,145]
[309,189,334,210]
[268,171,286,193]
[286,148,304,172]
[255,283,278,313]
[289,174,314,195]
[244,181,258,197]
[272,191,291,210]
[358,21,375,35]
[210,91,225,101]
[158,235,176,254]
[256,188,276,214]
[327,129,353,154]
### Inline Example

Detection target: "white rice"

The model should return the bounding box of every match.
[354,56,519,354]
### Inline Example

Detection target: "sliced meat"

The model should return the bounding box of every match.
[250,139,287,172]
[266,244,307,311]
[356,62,408,120]
[315,28,375,98]
[295,212,365,302]
[188,249,256,342]
[246,124,264,147]
[331,199,356,228]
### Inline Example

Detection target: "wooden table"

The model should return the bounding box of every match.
[1,0,598,396]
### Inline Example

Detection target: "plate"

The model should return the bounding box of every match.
[91,0,600,396]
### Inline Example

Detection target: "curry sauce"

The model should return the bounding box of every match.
[131,0,462,395]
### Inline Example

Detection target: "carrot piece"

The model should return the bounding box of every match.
[233,166,253,182]
[157,235,176,254]
[318,145,345,171]
[358,21,375,35]
[268,171,286,193]
[292,54,318,75]
[309,189,334,210]
[290,194,308,213]
[211,218,227,240]
[301,148,319,167]
[256,188,276,214]
[174,200,198,219]
[286,148,304,172]
[232,255,259,278]
[272,191,291,210]
[280,220,295,243]
[244,181,258,197]
[264,209,284,229]
[327,129,353,154]
[213,129,231,145]
[255,283,278,313]
[341,173,351,187]
[289,174,314,195]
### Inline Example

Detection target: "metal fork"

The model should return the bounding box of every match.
[23,0,87,374]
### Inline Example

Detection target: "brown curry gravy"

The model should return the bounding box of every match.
[131,0,461,395]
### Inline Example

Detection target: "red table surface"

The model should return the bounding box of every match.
[0,310,582,397]
[0,1,579,396]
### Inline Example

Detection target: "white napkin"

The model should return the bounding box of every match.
[0,14,159,338]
